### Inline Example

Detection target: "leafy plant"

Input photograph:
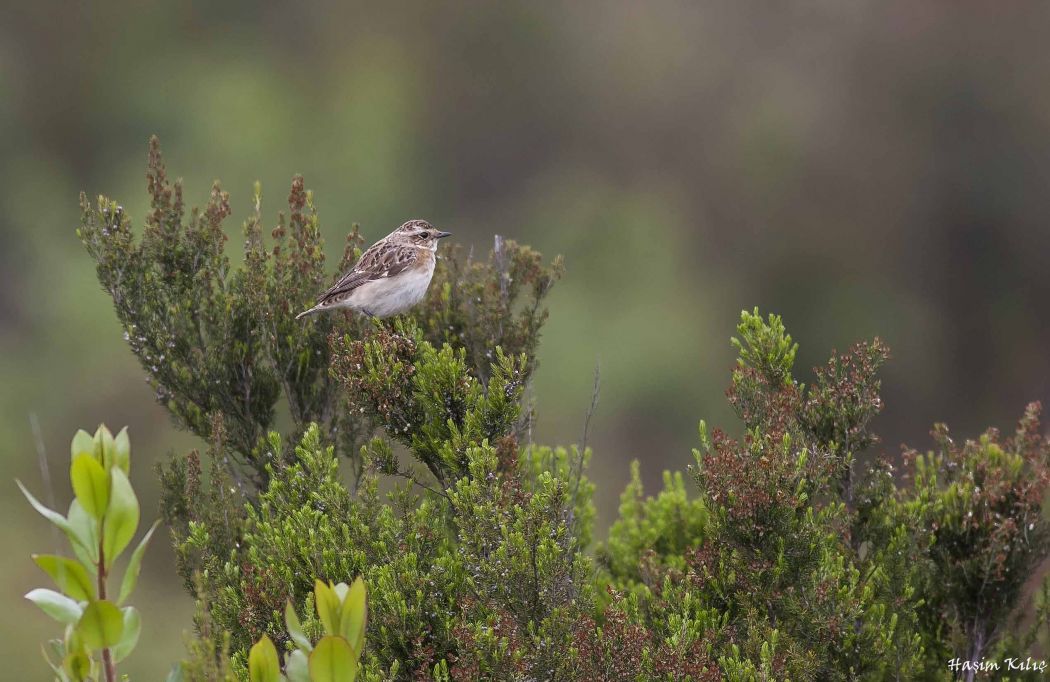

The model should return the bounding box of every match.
[248,578,367,682]
[20,426,160,682]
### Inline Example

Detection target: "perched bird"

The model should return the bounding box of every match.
[296,219,452,320]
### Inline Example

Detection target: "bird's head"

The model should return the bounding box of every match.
[392,219,452,250]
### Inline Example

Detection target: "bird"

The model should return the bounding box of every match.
[296,219,452,320]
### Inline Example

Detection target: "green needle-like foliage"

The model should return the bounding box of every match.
[79,137,561,490]
[72,141,1050,680]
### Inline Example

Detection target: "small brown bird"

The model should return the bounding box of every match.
[296,219,452,320]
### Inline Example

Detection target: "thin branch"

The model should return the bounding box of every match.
[567,361,601,540]
[390,468,451,503]
[97,527,117,682]
[571,360,601,493]
[579,360,601,456]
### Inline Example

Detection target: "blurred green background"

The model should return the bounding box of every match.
[3,1,1050,677]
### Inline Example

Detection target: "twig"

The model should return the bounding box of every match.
[571,361,601,489]
[391,468,451,502]
[493,235,508,352]
[580,361,601,456]
[567,362,600,537]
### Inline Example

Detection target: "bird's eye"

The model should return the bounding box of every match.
[419,231,430,239]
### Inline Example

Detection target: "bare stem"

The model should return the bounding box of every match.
[98,527,117,682]
[566,362,600,541]
[392,468,451,502]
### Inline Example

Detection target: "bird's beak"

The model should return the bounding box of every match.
[435,230,452,239]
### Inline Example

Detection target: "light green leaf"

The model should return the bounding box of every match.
[41,640,64,676]
[112,427,131,474]
[285,600,312,652]
[77,599,124,650]
[25,588,83,624]
[314,580,341,636]
[33,554,95,601]
[70,430,95,461]
[67,499,100,567]
[70,453,109,520]
[22,485,98,575]
[18,480,73,533]
[63,651,92,681]
[102,468,139,568]
[309,636,358,682]
[95,424,115,470]
[339,577,367,654]
[65,620,86,654]
[248,635,281,682]
[285,649,310,682]
[46,637,66,661]
[118,519,159,605]
[111,607,141,663]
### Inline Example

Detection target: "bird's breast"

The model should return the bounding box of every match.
[350,258,435,318]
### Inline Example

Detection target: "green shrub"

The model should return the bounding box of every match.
[68,140,1050,680]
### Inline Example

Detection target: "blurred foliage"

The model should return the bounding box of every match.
[6,2,1050,678]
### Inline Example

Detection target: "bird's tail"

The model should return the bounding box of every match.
[295,305,320,320]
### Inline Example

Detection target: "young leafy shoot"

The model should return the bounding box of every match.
[21,426,160,682]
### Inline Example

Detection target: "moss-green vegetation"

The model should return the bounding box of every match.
[71,140,1050,680]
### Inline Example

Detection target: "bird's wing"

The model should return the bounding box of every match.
[316,241,419,303]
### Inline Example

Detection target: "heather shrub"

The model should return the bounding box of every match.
[61,139,1050,680]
